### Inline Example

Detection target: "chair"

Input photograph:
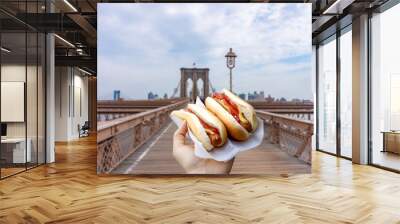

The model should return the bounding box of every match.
[79,121,90,138]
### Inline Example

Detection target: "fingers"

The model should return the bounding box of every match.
[177,121,188,135]
[173,121,188,146]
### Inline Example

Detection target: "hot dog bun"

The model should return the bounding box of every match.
[205,89,258,141]
[171,104,227,151]
[205,97,249,141]
[221,89,258,132]
[187,104,227,147]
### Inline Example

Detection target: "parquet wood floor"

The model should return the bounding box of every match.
[1,135,400,223]
[1,167,26,178]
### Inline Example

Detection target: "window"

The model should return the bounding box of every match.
[339,27,352,158]
[370,3,400,171]
[317,36,337,154]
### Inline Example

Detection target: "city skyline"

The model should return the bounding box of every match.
[98,3,312,100]
[144,89,313,103]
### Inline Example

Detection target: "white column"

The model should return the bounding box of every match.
[54,67,73,141]
[46,33,55,163]
[352,14,369,164]
[45,0,55,163]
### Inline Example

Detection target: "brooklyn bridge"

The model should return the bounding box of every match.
[97,68,314,174]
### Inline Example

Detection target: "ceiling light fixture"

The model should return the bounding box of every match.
[323,0,355,15]
[54,34,75,48]
[76,48,84,55]
[78,67,93,76]
[1,47,11,53]
[63,0,78,12]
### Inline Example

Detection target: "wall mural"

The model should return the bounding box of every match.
[97,3,313,175]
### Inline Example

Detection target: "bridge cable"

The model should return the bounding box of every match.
[171,80,180,98]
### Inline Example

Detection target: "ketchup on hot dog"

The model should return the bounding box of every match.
[212,93,253,132]
[186,109,222,146]
[212,93,240,123]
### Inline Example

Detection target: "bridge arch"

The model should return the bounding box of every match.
[180,68,210,102]
[186,78,193,98]
[196,78,204,99]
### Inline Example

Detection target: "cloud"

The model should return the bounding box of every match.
[98,3,312,100]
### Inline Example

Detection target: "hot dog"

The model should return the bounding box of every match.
[205,89,258,141]
[171,103,227,151]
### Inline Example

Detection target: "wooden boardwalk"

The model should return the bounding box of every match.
[112,123,310,175]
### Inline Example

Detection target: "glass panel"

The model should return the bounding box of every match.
[318,36,337,154]
[0,1,46,178]
[1,31,27,177]
[340,28,352,158]
[27,31,38,169]
[371,4,400,171]
[312,45,317,150]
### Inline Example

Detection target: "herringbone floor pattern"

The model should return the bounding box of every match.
[1,135,400,223]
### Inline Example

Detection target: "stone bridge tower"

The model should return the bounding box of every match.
[180,68,210,102]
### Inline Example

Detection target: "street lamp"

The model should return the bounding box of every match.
[225,48,237,92]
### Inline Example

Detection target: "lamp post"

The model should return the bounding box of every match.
[225,48,237,92]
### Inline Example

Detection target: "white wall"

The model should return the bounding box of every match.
[55,67,89,141]
[55,67,69,141]
[1,65,40,138]
[1,63,46,164]
[1,65,26,138]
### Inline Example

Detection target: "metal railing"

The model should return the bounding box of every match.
[97,98,186,122]
[256,110,314,164]
[97,99,189,173]
[97,101,313,173]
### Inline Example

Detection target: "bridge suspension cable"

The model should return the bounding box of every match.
[170,80,180,98]
[209,80,216,94]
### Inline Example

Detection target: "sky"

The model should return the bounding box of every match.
[98,3,312,100]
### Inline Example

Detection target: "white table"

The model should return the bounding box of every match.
[1,138,31,163]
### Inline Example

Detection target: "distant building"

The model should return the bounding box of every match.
[243,91,312,103]
[292,98,301,103]
[148,92,155,100]
[278,97,287,102]
[247,91,265,100]
[113,90,121,101]
[238,93,246,100]
[248,92,255,100]
[265,94,275,102]
[256,91,265,100]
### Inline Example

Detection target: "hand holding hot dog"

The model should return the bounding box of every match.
[172,121,234,174]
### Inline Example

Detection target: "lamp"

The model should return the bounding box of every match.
[78,67,93,76]
[322,0,355,15]
[1,47,11,53]
[225,48,237,92]
[63,0,78,12]
[54,34,75,48]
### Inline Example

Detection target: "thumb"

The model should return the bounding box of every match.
[174,121,188,145]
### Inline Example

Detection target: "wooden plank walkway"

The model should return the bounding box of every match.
[112,123,310,175]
